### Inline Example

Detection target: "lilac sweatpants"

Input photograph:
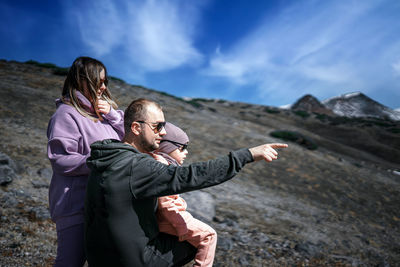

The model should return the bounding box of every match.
[54,223,86,267]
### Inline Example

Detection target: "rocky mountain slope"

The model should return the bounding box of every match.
[1,60,399,266]
[290,94,334,116]
[323,92,400,121]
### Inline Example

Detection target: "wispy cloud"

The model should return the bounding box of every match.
[64,0,204,71]
[202,0,400,104]
[73,0,123,56]
[393,59,400,76]
[125,0,204,71]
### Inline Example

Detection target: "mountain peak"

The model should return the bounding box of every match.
[342,91,364,99]
[323,92,400,121]
[291,94,335,115]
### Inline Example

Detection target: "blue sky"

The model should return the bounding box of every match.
[1,0,400,109]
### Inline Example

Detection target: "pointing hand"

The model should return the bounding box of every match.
[249,143,288,162]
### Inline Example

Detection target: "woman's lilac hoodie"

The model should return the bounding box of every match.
[47,91,124,230]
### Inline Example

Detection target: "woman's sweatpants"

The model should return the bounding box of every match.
[54,223,86,267]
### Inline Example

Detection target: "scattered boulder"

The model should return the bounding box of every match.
[217,236,234,251]
[181,191,215,222]
[31,179,50,189]
[37,168,52,180]
[31,167,52,188]
[0,191,18,208]
[238,255,250,266]
[0,152,16,167]
[25,206,51,221]
[294,241,321,257]
[0,165,15,186]
[0,152,18,186]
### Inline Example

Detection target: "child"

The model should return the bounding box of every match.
[153,122,217,267]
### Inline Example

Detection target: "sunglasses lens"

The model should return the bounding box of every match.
[181,144,188,151]
[161,139,187,150]
[156,122,166,132]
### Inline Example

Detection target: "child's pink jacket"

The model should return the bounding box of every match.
[154,152,217,266]
[157,195,193,237]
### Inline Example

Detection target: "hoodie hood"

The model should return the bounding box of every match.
[87,139,140,172]
[56,91,95,113]
[155,151,179,166]
[157,122,189,154]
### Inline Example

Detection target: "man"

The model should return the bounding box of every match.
[84,98,287,266]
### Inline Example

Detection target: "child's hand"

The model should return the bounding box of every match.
[148,152,169,165]
[96,98,111,115]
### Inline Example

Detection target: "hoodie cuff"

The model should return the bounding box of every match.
[103,107,122,123]
[232,148,254,164]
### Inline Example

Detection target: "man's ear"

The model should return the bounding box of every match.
[131,122,141,136]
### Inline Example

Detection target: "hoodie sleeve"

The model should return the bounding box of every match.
[102,108,124,140]
[47,111,90,177]
[129,148,253,199]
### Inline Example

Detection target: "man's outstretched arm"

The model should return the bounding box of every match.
[130,143,288,199]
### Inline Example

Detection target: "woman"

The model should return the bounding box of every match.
[47,56,124,266]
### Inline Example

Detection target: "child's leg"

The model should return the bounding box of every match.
[158,220,179,236]
[179,218,217,267]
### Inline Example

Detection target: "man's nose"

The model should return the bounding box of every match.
[159,126,167,136]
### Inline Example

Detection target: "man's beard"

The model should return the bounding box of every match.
[138,135,159,152]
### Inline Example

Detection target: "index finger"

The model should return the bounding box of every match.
[269,143,288,148]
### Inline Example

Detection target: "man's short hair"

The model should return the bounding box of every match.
[124,98,162,134]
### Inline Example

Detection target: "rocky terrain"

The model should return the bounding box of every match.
[0,60,399,266]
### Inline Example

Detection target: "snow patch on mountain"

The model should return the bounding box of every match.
[280,104,292,109]
[322,92,400,121]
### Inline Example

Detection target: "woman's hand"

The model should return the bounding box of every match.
[96,98,111,115]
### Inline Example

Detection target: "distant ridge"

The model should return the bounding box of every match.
[291,94,334,116]
[322,92,400,121]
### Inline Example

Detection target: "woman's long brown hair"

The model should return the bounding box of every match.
[61,56,118,121]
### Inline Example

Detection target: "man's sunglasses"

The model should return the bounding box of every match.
[161,140,188,151]
[136,121,166,133]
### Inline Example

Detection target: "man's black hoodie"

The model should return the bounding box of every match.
[84,139,253,267]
